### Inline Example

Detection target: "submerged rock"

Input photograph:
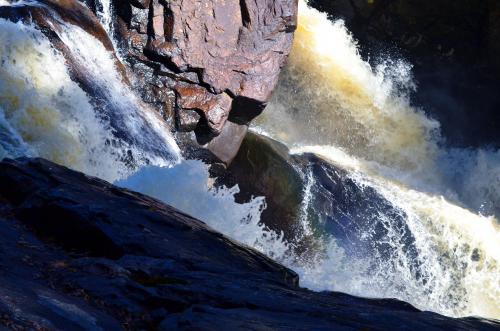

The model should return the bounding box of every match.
[0,157,498,330]
[219,132,417,262]
[220,132,305,241]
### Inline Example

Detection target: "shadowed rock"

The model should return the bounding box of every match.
[0,157,498,330]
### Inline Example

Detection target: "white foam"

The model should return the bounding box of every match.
[252,0,500,319]
[0,15,179,181]
[0,19,122,179]
[291,146,500,318]
[117,160,290,259]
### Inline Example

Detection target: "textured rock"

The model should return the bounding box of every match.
[0,157,499,330]
[113,0,297,144]
[2,0,297,162]
[174,85,233,134]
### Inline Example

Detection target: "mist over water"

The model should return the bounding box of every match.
[257,1,500,217]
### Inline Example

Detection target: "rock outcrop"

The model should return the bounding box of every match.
[0,157,499,330]
[111,0,298,150]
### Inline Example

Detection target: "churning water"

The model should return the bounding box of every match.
[0,2,179,181]
[254,0,500,319]
[0,0,498,321]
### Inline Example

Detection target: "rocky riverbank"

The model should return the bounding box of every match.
[1,0,499,329]
[0,157,498,330]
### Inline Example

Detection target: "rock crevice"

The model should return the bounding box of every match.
[113,0,297,143]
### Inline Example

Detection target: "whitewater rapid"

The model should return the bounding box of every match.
[0,0,499,322]
[254,1,500,319]
[0,2,179,181]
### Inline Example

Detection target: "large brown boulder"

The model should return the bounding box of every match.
[112,0,298,150]
[2,0,298,163]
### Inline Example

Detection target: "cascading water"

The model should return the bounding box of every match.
[0,2,180,181]
[93,0,122,58]
[253,0,500,319]
[95,0,112,36]
[0,0,499,323]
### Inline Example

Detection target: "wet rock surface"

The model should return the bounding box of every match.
[218,133,417,262]
[1,0,297,163]
[0,157,499,330]
[309,0,500,147]
[218,132,305,241]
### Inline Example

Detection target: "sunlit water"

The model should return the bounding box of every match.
[253,1,500,319]
[0,3,179,181]
[0,0,499,321]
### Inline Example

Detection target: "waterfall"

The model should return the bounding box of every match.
[0,3,180,181]
[94,0,121,56]
[0,0,498,322]
[95,0,113,35]
[252,1,500,319]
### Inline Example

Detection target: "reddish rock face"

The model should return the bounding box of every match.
[0,0,127,84]
[174,85,233,134]
[115,0,298,140]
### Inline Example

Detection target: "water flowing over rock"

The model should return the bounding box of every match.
[1,0,297,163]
[1,0,500,327]
[0,0,181,180]
[254,3,500,316]
[0,157,498,330]
[0,0,125,80]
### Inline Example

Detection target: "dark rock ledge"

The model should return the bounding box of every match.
[0,158,498,330]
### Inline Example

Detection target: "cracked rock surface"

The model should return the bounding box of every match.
[112,0,298,139]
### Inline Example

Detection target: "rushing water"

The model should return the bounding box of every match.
[254,1,500,319]
[0,0,499,321]
[0,3,179,181]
